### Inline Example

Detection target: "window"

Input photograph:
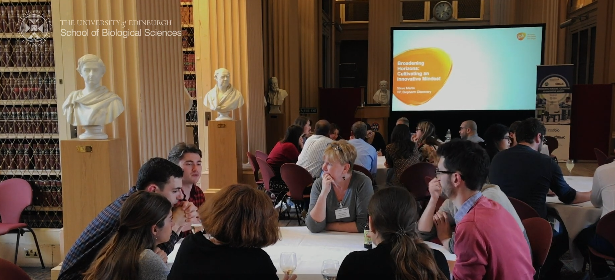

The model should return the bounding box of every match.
[401,0,484,22]
[338,0,369,23]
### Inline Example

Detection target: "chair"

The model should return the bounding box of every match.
[353,165,376,190]
[0,178,45,268]
[399,163,436,213]
[255,157,289,217]
[255,150,268,161]
[508,197,540,221]
[589,211,615,275]
[594,148,609,166]
[544,136,558,155]
[280,163,313,225]
[246,152,264,189]
[522,217,552,277]
[0,258,31,280]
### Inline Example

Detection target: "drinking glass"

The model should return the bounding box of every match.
[566,159,575,175]
[321,259,340,280]
[280,252,297,276]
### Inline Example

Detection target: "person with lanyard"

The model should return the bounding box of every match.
[305,140,374,233]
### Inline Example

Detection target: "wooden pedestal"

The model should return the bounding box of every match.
[59,138,129,258]
[265,113,286,152]
[355,106,390,142]
[208,120,241,195]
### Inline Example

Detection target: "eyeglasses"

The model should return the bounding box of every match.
[504,136,511,142]
[435,168,465,180]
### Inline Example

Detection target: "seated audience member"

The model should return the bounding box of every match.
[489,118,591,279]
[396,117,410,127]
[509,121,522,147]
[338,187,449,280]
[364,122,386,156]
[306,140,374,233]
[297,120,333,178]
[433,140,534,280]
[168,184,295,280]
[329,123,341,141]
[348,121,378,178]
[384,124,420,186]
[294,116,312,144]
[418,182,527,254]
[168,142,205,209]
[413,121,440,164]
[267,125,303,176]
[574,161,615,280]
[481,124,511,161]
[459,120,484,143]
[59,158,198,280]
[83,192,173,280]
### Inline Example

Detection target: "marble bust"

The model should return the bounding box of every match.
[266,77,288,114]
[204,68,245,120]
[61,54,124,139]
[373,80,390,105]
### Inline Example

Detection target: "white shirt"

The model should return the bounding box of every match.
[296,135,333,178]
[591,161,615,218]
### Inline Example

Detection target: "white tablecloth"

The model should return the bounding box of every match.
[168,226,455,279]
[547,176,602,271]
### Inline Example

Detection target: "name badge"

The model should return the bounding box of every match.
[335,207,350,219]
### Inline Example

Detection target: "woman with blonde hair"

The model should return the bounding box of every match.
[413,120,440,164]
[306,140,375,233]
[83,191,174,280]
[168,184,295,279]
[338,187,449,280]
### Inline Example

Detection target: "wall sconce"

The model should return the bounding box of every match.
[559,14,589,28]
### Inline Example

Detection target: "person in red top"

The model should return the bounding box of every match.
[168,142,205,237]
[431,140,534,280]
[267,125,303,177]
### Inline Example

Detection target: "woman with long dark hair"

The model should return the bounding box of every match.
[384,124,420,186]
[267,124,303,176]
[482,124,510,161]
[83,191,173,280]
[294,116,312,144]
[338,187,449,280]
[413,121,440,164]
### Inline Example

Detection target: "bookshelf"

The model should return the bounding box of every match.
[0,0,63,228]
[181,1,198,145]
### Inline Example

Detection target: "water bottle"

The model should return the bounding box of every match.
[364,223,372,249]
[445,129,451,142]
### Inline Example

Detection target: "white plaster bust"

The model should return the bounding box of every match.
[62,54,125,139]
[373,80,390,105]
[204,68,245,120]
[266,77,288,114]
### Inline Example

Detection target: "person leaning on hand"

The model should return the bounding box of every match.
[305,140,374,233]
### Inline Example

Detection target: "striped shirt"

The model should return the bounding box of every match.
[296,135,333,178]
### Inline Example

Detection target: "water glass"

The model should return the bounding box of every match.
[280,252,297,275]
[321,259,339,280]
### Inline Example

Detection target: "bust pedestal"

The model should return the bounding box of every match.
[208,120,241,198]
[60,138,129,257]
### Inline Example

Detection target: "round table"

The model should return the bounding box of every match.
[547,176,602,271]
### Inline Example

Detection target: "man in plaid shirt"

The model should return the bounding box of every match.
[168,143,206,237]
[58,158,199,280]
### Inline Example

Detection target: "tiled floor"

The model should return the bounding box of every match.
[21,163,603,280]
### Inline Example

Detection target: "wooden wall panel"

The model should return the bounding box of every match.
[366,0,399,95]
[299,0,321,112]
[491,0,516,25]
[262,0,301,129]
[515,0,563,65]
[58,0,184,183]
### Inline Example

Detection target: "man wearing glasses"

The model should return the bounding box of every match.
[431,140,534,280]
[489,117,591,279]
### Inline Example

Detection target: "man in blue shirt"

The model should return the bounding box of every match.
[348,121,377,178]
